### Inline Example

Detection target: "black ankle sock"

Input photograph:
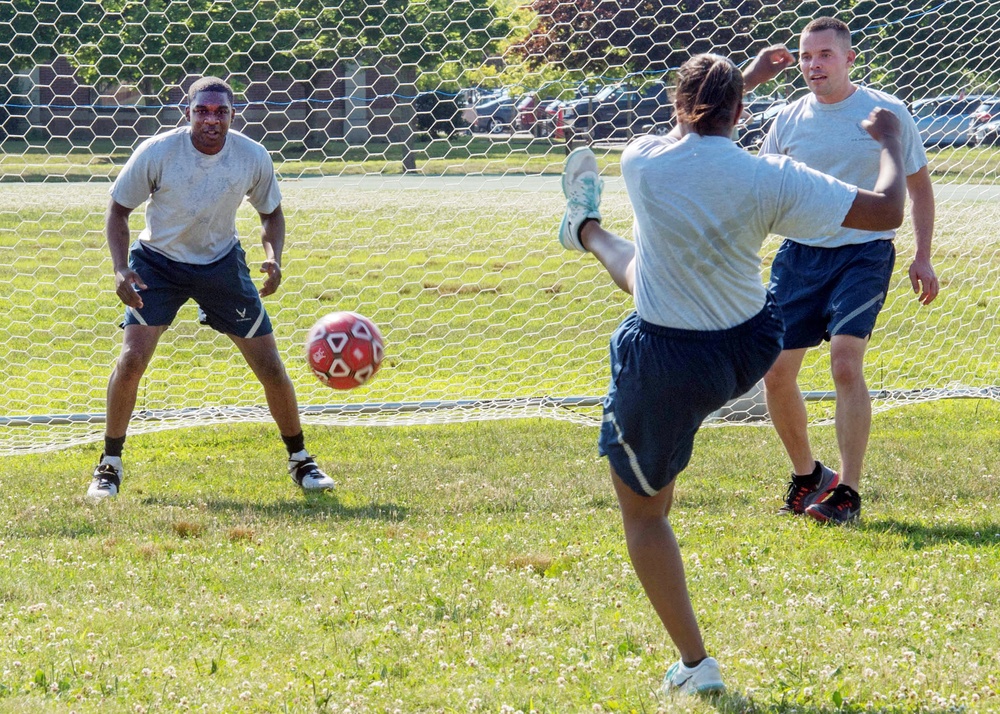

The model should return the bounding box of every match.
[104,435,126,458]
[682,656,707,669]
[835,484,860,500]
[793,461,822,486]
[282,431,305,456]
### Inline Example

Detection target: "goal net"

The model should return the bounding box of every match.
[1,1,998,455]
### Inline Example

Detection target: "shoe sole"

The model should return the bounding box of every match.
[805,506,860,524]
[562,147,596,198]
[666,682,725,697]
[294,475,335,492]
[560,148,599,251]
[693,684,725,695]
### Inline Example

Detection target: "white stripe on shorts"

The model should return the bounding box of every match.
[603,412,657,496]
[126,306,147,326]
[244,309,266,339]
[830,292,883,336]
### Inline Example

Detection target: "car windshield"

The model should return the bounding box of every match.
[944,99,979,115]
[593,86,619,101]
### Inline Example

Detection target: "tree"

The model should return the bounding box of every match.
[0,0,513,96]
[508,0,792,76]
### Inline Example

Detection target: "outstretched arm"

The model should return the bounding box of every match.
[670,45,795,142]
[742,45,795,92]
[258,204,286,297]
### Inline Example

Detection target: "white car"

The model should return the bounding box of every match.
[910,94,998,147]
[969,118,1000,147]
[967,99,1000,146]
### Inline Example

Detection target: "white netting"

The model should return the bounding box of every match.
[1,1,998,455]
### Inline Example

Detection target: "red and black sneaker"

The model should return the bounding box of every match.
[805,484,861,524]
[778,462,839,514]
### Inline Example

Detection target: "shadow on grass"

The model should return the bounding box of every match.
[139,493,410,523]
[4,495,409,540]
[861,517,1000,548]
[709,690,960,713]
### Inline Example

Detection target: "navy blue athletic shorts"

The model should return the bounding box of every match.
[121,241,273,339]
[598,295,784,497]
[769,239,895,350]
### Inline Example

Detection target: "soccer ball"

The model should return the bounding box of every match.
[305,311,385,390]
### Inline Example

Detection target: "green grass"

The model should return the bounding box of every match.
[1,401,999,712]
[2,180,998,453]
[1,142,999,711]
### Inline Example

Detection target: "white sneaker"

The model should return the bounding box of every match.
[87,455,122,501]
[288,451,335,492]
[559,147,603,252]
[662,657,725,696]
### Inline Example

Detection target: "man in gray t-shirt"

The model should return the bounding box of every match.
[759,17,939,524]
[88,77,335,501]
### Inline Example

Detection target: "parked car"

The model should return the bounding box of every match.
[513,92,543,134]
[736,97,787,149]
[910,94,997,147]
[966,98,1000,143]
[413,91,464,138]
[461,91,516,133]
[969,117,1000,147]
[560,81,674,141]
[535,99,568,138]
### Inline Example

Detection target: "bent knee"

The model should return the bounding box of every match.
[763,364,796,392]
[830,355,865,386]
[115,349,152,381]
[253,356,291,386]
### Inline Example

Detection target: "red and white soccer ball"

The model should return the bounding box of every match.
[305,311,385,390]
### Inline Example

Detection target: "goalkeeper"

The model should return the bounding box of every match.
[88,77,333,500]
[557,49,907,696]
[760,17,939,525]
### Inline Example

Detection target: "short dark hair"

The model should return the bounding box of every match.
[673,53,744,135]
[187,77,235,106]
[802,16,852,49]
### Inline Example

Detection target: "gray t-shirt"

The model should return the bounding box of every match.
[760,85,927,248]
[111,127,282,264]
[623,133,857,331]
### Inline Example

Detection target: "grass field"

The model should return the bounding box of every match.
[2,172,998,454]
[1,401,999,713]
[1,139,999,710]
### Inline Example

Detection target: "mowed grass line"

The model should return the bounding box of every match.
[1,401,999,712]
[1,138,999,184]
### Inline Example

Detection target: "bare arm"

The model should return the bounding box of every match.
[841,108,906,231]
[105,199,146,308]
[905,166,939,304]
[742,45,795,92]
[258,203,286,297]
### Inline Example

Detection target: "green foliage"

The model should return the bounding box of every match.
[508,0,1000,98]
[0,0,516,92]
